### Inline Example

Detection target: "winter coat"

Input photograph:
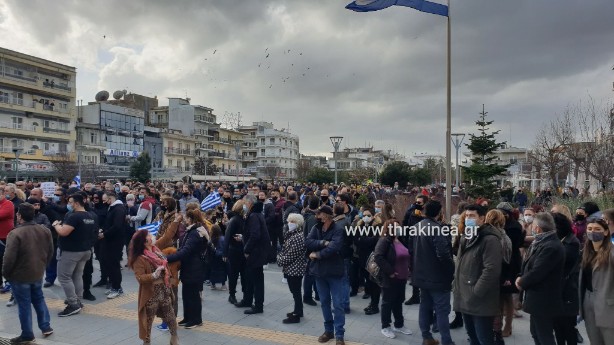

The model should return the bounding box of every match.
[411,218,455,291]
[559,233,580,316]
[223,212,245,258]
[277,227,307,277]
[0,198,15,240]
[374,236,409,288]
[580,246,614,329]
[519,231,565,316]
[453,224,503,316]
[305,221,344,278]
[501,217,524,294]
[243,202,271,268]
[166,223,206,284]
[303,209,317,238]
[2,222,54,283]
[208,236,228,285]
[103,200,127,245]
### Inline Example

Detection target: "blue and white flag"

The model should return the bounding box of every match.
[138,221,161,236]
[73,175,81,188]
[346,0,449,16]
[200,192,221,211]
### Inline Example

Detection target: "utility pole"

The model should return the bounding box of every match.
[451,133,465,188]
[330,136,343,185]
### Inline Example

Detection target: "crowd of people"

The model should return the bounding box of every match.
[0,178,613,345]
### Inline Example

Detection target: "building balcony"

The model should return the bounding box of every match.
[196,144,214,151]
[194,115,216,123]
[164,147,192,155]
[0,97,73,119]
[210,137,236,145]
[209,151,230,159]
[0,148,75,161]
[0,122,75,140]
[0,72,74,97]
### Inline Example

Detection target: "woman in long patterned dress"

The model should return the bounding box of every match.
[129,229,179,345]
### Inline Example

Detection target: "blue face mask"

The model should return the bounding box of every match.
[5,194,10,200]
[465,218,477,228]
[67,204,74,212]
[115,187,120,193]
[358,211,363,218]
[243,205,249,213]
[375,207,381,214]
[138,195,144,200]
[52,195,60,203]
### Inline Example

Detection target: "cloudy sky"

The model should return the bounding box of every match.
[2,0,613,158]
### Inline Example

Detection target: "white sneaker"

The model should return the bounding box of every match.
[281,278,287,284]
[263,264,269,270]
[6,296,15,307]
[381,327,396,339]
[105,289,112,295]
[107,289,123,299]
[392,326,413,335]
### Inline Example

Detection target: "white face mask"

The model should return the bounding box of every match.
[363,216,372,223]
[524,215,534,224]
[288,222,298,231]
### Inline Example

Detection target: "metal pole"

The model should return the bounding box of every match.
[445,0,453,222]
[334,147,338,185]
[451,133,465,188]
[15,156,19,181]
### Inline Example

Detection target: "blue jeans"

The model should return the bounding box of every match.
[11,281,51,339]
[342,259,351,311]
[315,276,346,340]
[419,288,453,345]
[463,314,494,345]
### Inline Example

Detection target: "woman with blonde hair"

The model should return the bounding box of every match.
[580,218,614,345]
[551,204,573,222]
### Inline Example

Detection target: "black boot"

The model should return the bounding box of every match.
[364,304,379,315]
[282,314,301,324]
[449,313,463,329]
[404,295,420,305]
[234,300,251,308]
[228,295,237,305]
[494,331,505,345]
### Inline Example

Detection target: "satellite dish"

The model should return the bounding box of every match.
[95,91,109,102]
[113,90,124,100]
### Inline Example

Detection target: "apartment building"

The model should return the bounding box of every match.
[0,48,76,179]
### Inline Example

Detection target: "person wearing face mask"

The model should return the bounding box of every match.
[551,213,581,345]
[374,219,414,339]
[277,213,307,324]
[320,189,332,207]
[178,185,199,214]
[259,191,276,264]
[99,192,127,299]
[580,218,614,345]
[223,200,247,306]
[302,196,321,306]
[124,194,138,257]
[52,194,99,317]
[573,207,589,246]
[354,207,381,315]
[130,188,156,228]
[91,191,110,289]
[515,212,565,345]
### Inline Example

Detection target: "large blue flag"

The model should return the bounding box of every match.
[73,175,81,188]
[346,0,448,16]
[138,221,161,236]
[200,192,221,211]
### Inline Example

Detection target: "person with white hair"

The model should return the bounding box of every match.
[277,213,307,324]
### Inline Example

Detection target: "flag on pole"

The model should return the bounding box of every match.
[346,0,449,16]
[200,192,221,211]
[73,175,81,188]
[138,221,161,236]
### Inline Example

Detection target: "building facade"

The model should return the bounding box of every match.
[239,122,299,180]
[208,127,246,174]
[0,47,76,180]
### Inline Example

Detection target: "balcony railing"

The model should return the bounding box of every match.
[43,127,71,134]
[194,115,216,123]
[164,147,192,155]
[42,80,72,91]
[209,151,230,158]
[0,121,36,132]
[0,147,36,155]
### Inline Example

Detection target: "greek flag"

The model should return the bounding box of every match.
[73,175,81,188]
[200,192,221,211]
[138,221,161,236]
[346,0,449,16]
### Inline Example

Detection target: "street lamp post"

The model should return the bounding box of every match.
[330,136,343,185]
[451,133,465,188]
[151,143,157,181]
[12,148,23,182]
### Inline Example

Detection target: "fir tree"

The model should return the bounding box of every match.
[463,105,509,198]
[129,152,152,183]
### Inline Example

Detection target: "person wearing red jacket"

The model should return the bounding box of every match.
[0,189,16,291]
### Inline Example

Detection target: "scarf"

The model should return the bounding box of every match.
[527,231,557,258]
[142,247,171,287]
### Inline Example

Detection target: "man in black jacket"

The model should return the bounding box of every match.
[403,194,428,305]
[259,191,277,263]
[412,200,455,345]
[238,194,271,314]
[303,196,320,306]
[516,212,564,345]
[100,192,126,299]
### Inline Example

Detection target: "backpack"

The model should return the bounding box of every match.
[365,252,384,287]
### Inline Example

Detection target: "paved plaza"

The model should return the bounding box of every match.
[0,262,588,345]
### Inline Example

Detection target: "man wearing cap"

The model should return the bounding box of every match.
[306,205,346,345]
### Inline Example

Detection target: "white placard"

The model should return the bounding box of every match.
[40,182,56,198]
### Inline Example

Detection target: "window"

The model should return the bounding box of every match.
[11,117,22,129]
[13,92,23,105]
[260,149,265,156]
[59,143,68,153]
[270,138,275,145]
[13,69,23,76]
[44,143,51,151]
[168,159,173,167]
[59,103,67,110]
[260,138,265,145]
[90,132,97,144]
